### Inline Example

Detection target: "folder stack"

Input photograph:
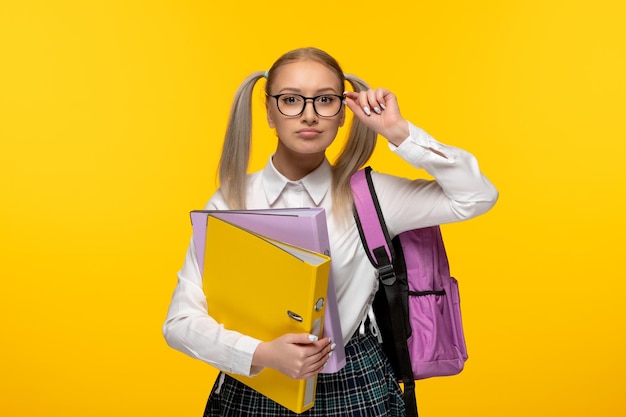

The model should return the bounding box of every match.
[191,208,345,413]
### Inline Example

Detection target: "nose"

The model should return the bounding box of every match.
[300,99,318,123]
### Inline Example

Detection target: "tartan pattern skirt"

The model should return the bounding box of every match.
[203,329,406,417]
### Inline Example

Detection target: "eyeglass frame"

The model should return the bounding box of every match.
[266,93,345,118]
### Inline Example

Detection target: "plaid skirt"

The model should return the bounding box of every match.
[203,329,406,417]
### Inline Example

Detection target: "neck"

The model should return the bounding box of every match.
[272,150,325,181]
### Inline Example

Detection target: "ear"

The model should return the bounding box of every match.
[266,100,276,128]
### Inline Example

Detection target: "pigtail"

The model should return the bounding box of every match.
[331,73,378,221]
[218,71,266,209]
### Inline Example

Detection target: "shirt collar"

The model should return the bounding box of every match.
[262,156,331,206]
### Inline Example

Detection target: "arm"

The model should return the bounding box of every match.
[162,236,263,376]
[344,89,498,235]
[374,122,499,235]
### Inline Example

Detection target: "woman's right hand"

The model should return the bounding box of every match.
[252,334,335,380]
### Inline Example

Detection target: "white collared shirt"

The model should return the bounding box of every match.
[163,122,498,376]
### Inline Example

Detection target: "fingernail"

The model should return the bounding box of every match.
[328,351,334,358]
[363,106,371,116]
[380,103,387,110]
[342,99,347,105]
[330,343,337,351]
[373,107,381,115]
[308,335,318,342]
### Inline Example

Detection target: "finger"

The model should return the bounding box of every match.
[300,360,329,379]
[375,88,389,110]
[348,90,373,116]
[367,89,383,115]
[296,339,331,366]
[342,92,367,117]
[287,333,320,345]
[297,349,333,379]
[358,91,374,116]
[315,346,335,370]
[302,337,332,356]
[344,89,393,114]
[309,341,334,368]
[314,338,334,353]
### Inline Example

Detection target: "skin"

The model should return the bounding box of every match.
[266,60,346,181]
[252,60,411,380]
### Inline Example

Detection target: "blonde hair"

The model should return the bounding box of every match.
[218,47,377,219]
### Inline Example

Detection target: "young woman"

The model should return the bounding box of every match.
[163,47,498,416]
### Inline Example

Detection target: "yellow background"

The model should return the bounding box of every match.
[1,1,624,416]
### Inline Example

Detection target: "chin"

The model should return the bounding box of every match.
[298,142,333,154]
[281,138,333,155]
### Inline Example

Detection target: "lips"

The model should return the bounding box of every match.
[296,129,322,138]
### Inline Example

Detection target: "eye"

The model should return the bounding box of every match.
[280,95,302,105]
[316,95,336,104]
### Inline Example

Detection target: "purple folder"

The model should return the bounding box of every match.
[190,208,346,373]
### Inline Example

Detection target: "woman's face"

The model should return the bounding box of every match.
[266,60,345,159]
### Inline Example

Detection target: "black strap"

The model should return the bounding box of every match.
[354,167,419,417]
[382,282,418,416]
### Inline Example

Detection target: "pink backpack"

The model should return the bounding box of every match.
[351,167,468,417]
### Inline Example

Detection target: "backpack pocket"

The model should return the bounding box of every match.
[406,276,467,379]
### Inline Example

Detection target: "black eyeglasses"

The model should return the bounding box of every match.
[267,93,344,118]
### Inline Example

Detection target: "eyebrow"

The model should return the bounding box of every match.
[277,87,341,95]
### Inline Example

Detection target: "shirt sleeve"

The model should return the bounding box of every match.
[374,121,499,237]
[162,191,263,377]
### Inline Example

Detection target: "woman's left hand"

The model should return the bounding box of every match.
[343,88,409,146]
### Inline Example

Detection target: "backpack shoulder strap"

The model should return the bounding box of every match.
[350,167,397,285]
[351,167,419,417]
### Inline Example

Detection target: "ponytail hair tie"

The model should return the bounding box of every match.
[264,70,269,79]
